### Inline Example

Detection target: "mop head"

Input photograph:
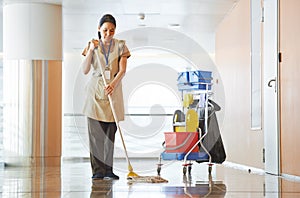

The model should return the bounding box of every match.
[126,165,168,183]
[127,175,168,183]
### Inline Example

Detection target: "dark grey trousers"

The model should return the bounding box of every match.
[87,117,117,176]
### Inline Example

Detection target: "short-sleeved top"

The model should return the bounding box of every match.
[83,38,130,122]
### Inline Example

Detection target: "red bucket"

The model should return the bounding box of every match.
[164,132,199,153]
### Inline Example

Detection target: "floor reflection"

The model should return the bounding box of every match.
[167,173,227,197]
[90,180,114,198]
[0,158,300,197]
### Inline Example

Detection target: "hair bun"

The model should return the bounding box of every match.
[99,14,116,27]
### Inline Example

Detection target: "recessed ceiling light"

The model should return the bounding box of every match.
[138,13,145,20]
[168,23,180,28]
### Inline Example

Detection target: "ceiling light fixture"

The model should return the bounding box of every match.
[168,23,180,28]
[138,13,145,20]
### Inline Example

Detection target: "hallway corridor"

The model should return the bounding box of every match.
[1,158,300,197]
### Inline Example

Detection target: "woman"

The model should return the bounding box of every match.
[81,14,130,180]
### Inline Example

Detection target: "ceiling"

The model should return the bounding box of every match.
[1,0,239,52]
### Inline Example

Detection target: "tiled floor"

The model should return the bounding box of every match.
[1,158,300,197]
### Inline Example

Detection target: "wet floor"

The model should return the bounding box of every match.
[1,158,300,197]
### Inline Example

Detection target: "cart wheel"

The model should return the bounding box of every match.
[157,166,161,176]
[208,164,212,174]
[157,163,162,176]
[188,165,192,175]
[183,166,187,175]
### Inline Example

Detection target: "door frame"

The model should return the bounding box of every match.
[263,0,280,175]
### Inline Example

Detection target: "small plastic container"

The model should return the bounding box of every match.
[164,132,199,153]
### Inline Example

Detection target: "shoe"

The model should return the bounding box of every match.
[92,173,104,180]
[104,172,119,180]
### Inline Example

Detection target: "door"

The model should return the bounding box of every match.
[263,0,280,175]
[279,0,300,177]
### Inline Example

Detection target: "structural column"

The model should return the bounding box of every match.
[3,3,62,166]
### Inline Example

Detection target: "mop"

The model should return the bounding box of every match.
[94,49,168,183]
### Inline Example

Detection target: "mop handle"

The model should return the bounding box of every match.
[107,94,132,165]
[94,50,132,166]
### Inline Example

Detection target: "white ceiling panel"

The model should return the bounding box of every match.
[1,0,239,51]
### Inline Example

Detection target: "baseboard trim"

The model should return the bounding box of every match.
[222,161,265,175]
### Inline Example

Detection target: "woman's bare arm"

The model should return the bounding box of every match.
[81,42,95,75]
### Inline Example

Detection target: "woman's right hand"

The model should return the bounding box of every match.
[89,41,95,52]
[91,39,99,50]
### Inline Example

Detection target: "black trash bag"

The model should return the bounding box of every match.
[197,99,226,164]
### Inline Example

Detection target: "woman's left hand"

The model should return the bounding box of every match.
[105,83,115,95]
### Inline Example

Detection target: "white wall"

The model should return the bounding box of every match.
[215,0,264,169]
[62,18,217,115]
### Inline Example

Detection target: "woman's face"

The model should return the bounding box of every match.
[98,22,115,43]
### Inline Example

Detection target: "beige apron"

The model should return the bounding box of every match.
[83,39,127,122]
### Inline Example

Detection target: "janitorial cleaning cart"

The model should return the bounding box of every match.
[158,69,226,176]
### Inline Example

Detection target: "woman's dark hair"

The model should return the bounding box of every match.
[98,14,116,39]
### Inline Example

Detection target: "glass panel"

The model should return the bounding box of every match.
[3,60,20,156]
[66,48,194,158]
[251,0,262,129]
[2,60,46,164]
[0,57,3,167]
